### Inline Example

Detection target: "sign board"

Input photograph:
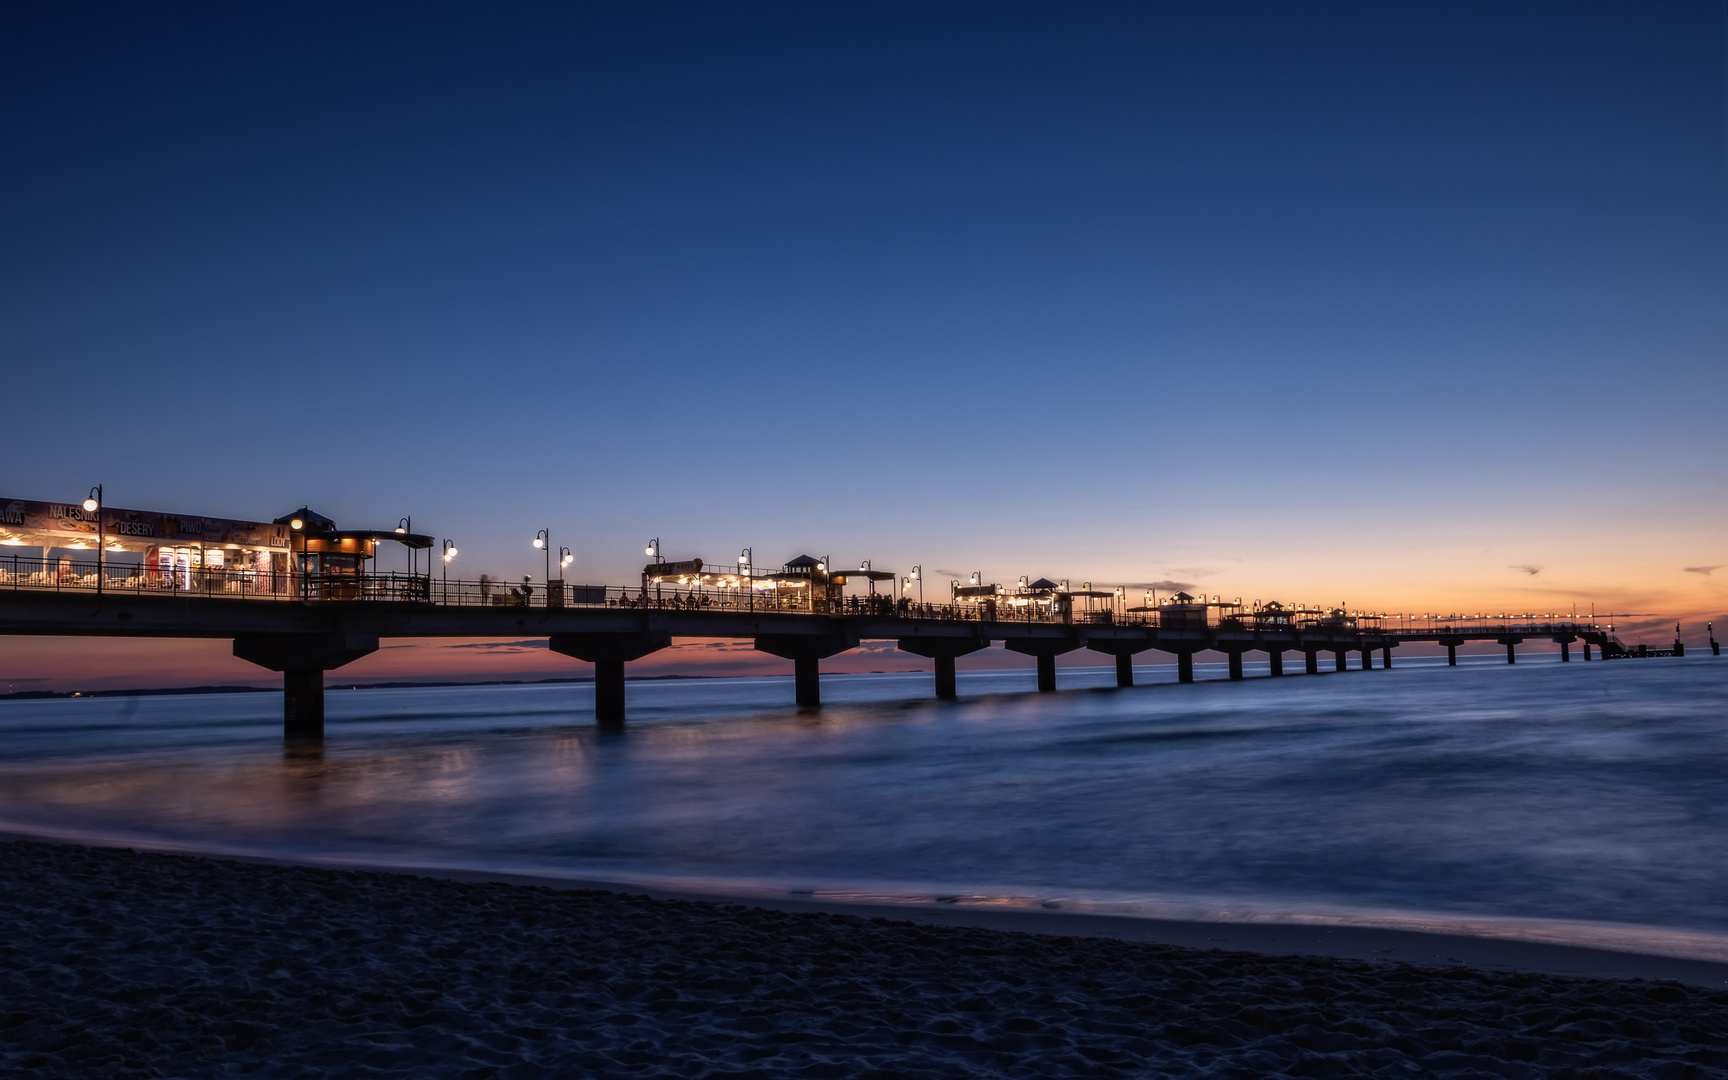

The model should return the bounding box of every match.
[0,497,291,552]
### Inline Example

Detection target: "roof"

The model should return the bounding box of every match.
[1028,577,1061,590]
[784,554,823,568]
[275,507,337,533]
[335,529,435,550]
[837,569,896,581]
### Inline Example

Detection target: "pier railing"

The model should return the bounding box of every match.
[0,554,1617,639]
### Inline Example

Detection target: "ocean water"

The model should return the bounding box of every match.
[2,654,1726,959]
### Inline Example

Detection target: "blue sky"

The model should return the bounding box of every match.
[4,2,1724,627]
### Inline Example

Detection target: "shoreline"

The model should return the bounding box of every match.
[5,836,1727,1078]
[10,827,1728,990]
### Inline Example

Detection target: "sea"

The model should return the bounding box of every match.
[2,653,1725,960]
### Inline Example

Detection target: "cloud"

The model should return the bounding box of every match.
[933,569,963,578]
[1170,567,1219,579]
[1122,580,1194,592]
[1509,564,1544,576]
[445,640,549,652]
[1684,566,1722,576]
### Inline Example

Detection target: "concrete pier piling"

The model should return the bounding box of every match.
[1334,650,1348,672]
[1227,651,1244,680]
[233,632,380,741]
[282,669,325,740]
[1305,651,1319,675]
[550,631,672,726]
[1178,652,1195,683]
[756,632,859,710]
[1036,654,1056,691]
[1005,637,1080,693]
[1268,650,1284,676]
[794,657,821,705]
[1084,640,1151,688]
[899,637,988,700]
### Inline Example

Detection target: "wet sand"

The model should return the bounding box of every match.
[4,840,1727,1078]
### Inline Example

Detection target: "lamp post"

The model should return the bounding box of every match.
[396,517,412,578]
[740,547,752,612]
[289,516,306,599]
[81,485,102,594]
[909,565,921,607]
[441,540,457,603]
[533,529,550,598]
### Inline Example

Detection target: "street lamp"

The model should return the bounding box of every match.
[910,565,921,606]
[534,529,550,592]
[646,538,660,560]
[397,517,412,577]
[559,546,574,570]
[441,540,457,602]
[82,485,103,594]
[740,547,753,612]
[290,516,306,599]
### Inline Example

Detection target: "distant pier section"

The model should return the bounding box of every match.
[0,495,1702,739]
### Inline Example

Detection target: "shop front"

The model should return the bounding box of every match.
[0,496,292,594]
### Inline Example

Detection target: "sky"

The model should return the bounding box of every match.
[2,2,1725,689]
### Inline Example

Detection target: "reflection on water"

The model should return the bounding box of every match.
[2,657,1727,956]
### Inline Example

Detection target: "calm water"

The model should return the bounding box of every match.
[2,655,1726,957]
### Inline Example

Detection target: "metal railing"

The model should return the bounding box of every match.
[0,555,1620,638]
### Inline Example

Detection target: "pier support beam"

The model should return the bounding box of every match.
[794,657,820,705]
[550,631,672,726]
[899,636,989,700]
[1178,652,1195,683]
[1305,651,1319,675]
[1268,650,1284,676]
[1084,639,1155,688]
[1227,651,1244,680]
[1440,636,1463,667]
[233,632,380,741]
[1498,637,1523,665]
[1334,650,1348,672]
[1381,646,1392,669]
[756,632,859,709]
[282,669,325,740]
[1360,648,1374,671]
[1004,637,1081,693]
[1555,635,1574,662]
[1036,655,1056,691]
[1582,640,1592,661]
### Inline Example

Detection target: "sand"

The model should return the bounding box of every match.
[3,840,1727,1078]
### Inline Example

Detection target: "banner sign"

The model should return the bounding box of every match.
[0,498,291,551]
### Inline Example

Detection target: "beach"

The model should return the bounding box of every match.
[4,840,1726,1078]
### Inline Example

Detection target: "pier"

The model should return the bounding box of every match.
[0,495,1685,739]
[0,547,1655,739]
